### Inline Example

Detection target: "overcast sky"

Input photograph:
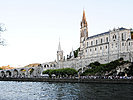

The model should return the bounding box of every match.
[0,0,133,67]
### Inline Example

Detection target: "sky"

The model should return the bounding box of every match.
[0,0,133,67]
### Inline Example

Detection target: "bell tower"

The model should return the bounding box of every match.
[79,10,88,58]
[57,40,63,63]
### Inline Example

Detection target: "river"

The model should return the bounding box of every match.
[0,81,133,100]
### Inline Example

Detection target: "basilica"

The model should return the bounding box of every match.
[56,10,133,70]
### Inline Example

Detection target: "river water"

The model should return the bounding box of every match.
[0,81,133,100]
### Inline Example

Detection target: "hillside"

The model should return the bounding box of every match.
[81,58,133,76]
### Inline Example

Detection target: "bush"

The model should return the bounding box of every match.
[81,58,130,76]
[42,68,78,78]
[89,61,100,67]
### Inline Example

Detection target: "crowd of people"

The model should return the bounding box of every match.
[78,75,133,80]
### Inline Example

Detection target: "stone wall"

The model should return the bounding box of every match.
[58,52,133,70]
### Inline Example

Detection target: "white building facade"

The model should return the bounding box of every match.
[57,10,133,70]
[79,10,133,63]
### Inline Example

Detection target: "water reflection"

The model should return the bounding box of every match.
[0,81,133,100]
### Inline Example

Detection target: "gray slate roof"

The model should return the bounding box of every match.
[87,27,127,40]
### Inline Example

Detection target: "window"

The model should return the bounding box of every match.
[122,33,124,41]
[129,42,130,46]
[112,44,113,48]
[90,49,91,52]
[87,42,88,47]
[86,50,87,52]
[96,40,98,45]
[113,35,114,39]
[106,37,108,42]
[100,47,102,50]
[95,48,97,51]
[116,43,117,47]
[113,34,116,40]
[101,39,103,43]
[91,41,93,46]
[105,46,107,49]
[122,43,124,46]
[115,35,117,39]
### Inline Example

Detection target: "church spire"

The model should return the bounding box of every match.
[82,9,86,21]
[81,9,87,28]
[58,39,61,51]
[57,38,63,63]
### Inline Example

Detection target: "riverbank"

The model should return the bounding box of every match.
[0,78,133,84]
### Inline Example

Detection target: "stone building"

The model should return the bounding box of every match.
[79,10,133,63]
[56,10,133,70]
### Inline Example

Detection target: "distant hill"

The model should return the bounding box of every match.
[24,63,41,68]
[0,65,14,70]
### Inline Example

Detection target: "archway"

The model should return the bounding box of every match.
[13,69,19,78]
[6,70,12,78]
[1,71,5,78]
[44,65,46,68]
[20,69,26,78]
[28,68,34,77]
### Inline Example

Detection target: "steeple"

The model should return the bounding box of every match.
[82,9,86,22]
[79,9,88,58]
[58,41,61,51]
[81,9,87,28]
[57,38,63,63]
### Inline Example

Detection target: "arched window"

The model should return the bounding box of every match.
[96,40,98,45]
[122,43,124,46]
[105,46,107,49]
[101,39,103,43]
[86,50,87,52]
[91,41,93,46]
[113,34,116,39]
[113,35,114,39]
[87,42,88,47]
[122,33,124,40]
[106,37,108,42]
[115,35,117,39]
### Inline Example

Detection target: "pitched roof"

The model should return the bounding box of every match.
[87,27,127,40]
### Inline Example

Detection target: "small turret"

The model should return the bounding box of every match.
[71,47,74,59]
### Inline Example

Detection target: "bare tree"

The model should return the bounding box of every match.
[0,23,7,46]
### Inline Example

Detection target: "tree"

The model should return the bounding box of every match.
[42,68,78,78]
